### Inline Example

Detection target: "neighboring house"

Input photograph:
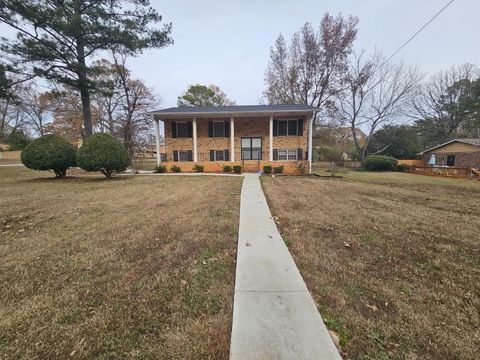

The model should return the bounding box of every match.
[150,104,316,173]
[420,139,480,168]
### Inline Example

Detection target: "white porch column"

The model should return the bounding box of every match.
[230,117,235,162]
[308,115,314,174]
[192,118,198,162]
[155,118,161,166]
[269,115,273,161]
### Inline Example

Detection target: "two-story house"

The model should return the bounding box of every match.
[150,104,316,174]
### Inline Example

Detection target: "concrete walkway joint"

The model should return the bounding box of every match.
[230,173,342,360]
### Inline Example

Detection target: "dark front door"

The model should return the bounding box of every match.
[241,137,262,160]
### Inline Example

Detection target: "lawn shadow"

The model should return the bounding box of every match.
[23,175,132,184]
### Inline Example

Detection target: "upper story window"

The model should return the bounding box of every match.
[273,119,303,136]
[171,121,192,138]
[209,120,230,137]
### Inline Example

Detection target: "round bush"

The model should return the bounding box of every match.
[21,134,76,178]
[363,155,398,171]
[77,133,129,178]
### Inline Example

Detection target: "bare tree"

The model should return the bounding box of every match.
[264,13,358,119]
[112,53,158,158]
[22,85,52,136]
[336,52,421,161]
[0,82,29,137]
[412,63,479,142]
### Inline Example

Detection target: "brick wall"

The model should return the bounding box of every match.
[422,151,480,168]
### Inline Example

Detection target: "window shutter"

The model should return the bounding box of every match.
[297,119,304,136]
[224,149,230,161]
[297,148,303,160]
[208,121,213,137]
[273,120,278,136]
[210,150,215,161]
[224,120,230,138]
[187,121,193,138]
[187,150,193,161]
[172,121,177,138]
[173,150,179,162]
[273,149,278,160]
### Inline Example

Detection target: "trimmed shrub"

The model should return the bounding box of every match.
[263,165,272,174]
[154,165,167,173]
[170,165,182,173]
[274,165,284,174]
[395,163,410,172]
[193,164,204,173]
[233,165,242,174]
[222,165,232,173]
[363,155,397,171]
[297,162,307,174]
[21,134,76,178]
[77,133,129,178]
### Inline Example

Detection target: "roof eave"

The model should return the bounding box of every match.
[149,109,316,119]
[420,139,480,154]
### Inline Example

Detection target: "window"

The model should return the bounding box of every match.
[276,149,298,160]
[278,120,288,136]
[210,150,229,161]
[173,150,192,162]
[278,150,288,160]
[177,122,188,138]
[287,150,298,160]
[446,155,455,167]
[209,120,229,137]
[288,120,297,136]
[172,121,192,138]
[179,151,189,162]
[274,119,302,136]
[213,121,225,137]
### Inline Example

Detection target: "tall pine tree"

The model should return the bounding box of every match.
[0,0,172,138]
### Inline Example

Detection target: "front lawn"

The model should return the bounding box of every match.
[0,150,21,164]
[0,167,241,359]
[262,171,479,360]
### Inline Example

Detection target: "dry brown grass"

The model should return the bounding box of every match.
[0,150,21,164]
[262,171,480,360]
[0,167,242,359]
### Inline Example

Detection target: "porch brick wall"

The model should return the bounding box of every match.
[163,116,308,159]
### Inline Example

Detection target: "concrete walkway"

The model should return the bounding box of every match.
[230,174,341,360]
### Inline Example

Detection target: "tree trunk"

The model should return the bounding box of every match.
[79,80,93,138]
[73,0,93,139]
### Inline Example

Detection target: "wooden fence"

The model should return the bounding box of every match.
[408,166,480,180]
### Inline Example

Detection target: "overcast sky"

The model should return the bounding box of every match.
[128,0,479,109]
[1,0,478,108]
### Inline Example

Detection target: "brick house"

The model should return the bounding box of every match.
[150,104,316,174]
[420,139,480,168]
